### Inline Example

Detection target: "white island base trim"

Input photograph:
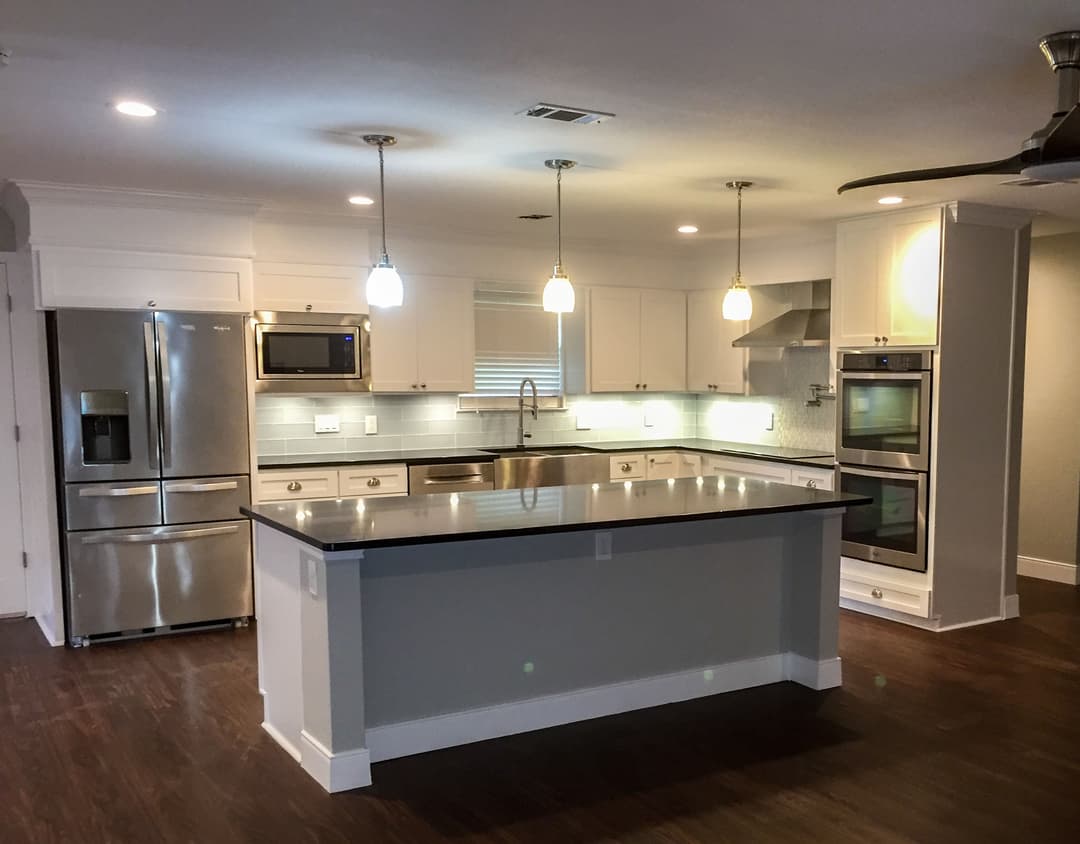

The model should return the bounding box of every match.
[253,510,845,793]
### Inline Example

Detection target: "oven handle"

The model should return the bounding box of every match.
[837,371,931,381]
[837,465,927,483]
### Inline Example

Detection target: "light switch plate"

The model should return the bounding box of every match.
[314,414,340,434]
[365,415,378,435]
[643,411,655,428]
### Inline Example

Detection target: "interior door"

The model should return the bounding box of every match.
[640,290,687,391]
[156,312,250,479]
[0,265,26,616]
[590,287,641,391]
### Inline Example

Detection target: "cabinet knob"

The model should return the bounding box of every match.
[367,477,381,488]
[881,336,888,345]
[147,300,157,308]
[305,304,313,312]
[411,384,418,389]
[806,479,817,489]
[635,384,641,390]
[873,336,881,345]
[420,383,427,389]
[642,383,647,389]
[287,481,302,492]
[871,587,883,599]
[620,463,632,472]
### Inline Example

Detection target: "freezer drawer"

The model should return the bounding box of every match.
[163,475,250,524]
[66,520,253,639]
[65,481,163,531]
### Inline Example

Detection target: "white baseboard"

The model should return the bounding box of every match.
[1017,555,1080,585]
[1003,593,1020,619]
[783,654,842,690]
[34,612,64,647]
[365,651,835,765]
[300,730,371,793]
[262,720,302,763]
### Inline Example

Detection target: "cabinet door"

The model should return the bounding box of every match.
[881,209,941,346]
[253,262,366,314]
[833,221,883,348]
[416,277,475,393]
[640,290,687,391]
[590,287,643,392]
[686,289,747,394]
[370,295,418,392]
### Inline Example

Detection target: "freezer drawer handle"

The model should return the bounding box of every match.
[80,525,240,545]
[78,485,159,498]
[165,481,239,494]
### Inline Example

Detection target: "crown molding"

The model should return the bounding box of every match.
[6,180,262,217]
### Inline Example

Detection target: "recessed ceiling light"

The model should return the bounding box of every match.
[114,100,157,118]
[677,225,699,234]
[877,196,904,205]
[348,195,375,206]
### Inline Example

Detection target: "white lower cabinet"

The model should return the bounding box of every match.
[702,455,793,484]
[839,570,931,617]
[257,465,408,502]
[257,468,339,503]
[610,454,647,481]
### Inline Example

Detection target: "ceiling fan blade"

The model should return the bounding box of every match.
[1041,104,1080,159]
[837,154,1024,194]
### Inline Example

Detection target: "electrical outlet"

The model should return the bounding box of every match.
[365,415,378,435]
[576,415,591,431]
[643,410,655,428]
[765,412,775,432]
[595,531,612,560]
[314,414,340,434]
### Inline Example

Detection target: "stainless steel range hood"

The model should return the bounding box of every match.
[731,280,831,348]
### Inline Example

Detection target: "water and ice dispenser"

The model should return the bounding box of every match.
[79,390,131,464]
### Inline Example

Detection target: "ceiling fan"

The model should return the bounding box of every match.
[838,31,1080,194]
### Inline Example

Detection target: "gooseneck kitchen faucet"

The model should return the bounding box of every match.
[517,378,539,447]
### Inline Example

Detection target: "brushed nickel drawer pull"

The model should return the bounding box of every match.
[287,481,302,492]
[366,477,381,488]
[871,588,884,599]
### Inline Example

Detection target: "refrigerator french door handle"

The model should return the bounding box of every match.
[143,321,160,471]
[80,524,240,545]
[156,319,172,469]
[164,480,239,494]
[78,485,159,498]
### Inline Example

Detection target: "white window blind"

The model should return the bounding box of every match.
[471,285,562,396]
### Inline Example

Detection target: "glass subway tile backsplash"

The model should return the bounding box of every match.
[256,353,836,458]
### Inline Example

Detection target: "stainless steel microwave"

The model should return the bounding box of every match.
[253,311,371,393]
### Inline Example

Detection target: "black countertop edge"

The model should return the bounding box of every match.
[258,441,836,471]
[241,496,869,554]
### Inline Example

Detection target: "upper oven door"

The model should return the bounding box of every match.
[837,370,931,471]
[256,324,361,379]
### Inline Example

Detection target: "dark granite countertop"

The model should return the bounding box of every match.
[258,440,834,471]
[242,476,868,552]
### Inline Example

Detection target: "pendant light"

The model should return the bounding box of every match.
[363,134,404,308]
[543,158,577,313]
[722,180,753,321]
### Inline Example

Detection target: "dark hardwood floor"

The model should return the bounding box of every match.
[2,576,1078,843]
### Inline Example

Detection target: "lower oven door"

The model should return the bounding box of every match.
[836,466,928,572]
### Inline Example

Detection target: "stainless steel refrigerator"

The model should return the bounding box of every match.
[52,309,253,646]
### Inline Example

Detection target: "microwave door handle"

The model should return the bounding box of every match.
[143,321,160,471]
[156,319,172,469]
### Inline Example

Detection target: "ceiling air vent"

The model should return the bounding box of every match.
[518,102,614,125]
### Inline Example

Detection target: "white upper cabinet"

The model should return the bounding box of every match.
[686,288,747,394]
[833,207,942,349]
[589,287,686,392]
[370,275,475,393]
[253,262,367,314]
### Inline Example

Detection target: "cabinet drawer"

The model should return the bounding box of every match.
[703,456,792,484]
[840,575,931,618]
[338,464,408,497]
[645,452,679,480]
[256,469,338,502]
[790,466,835,491]
[610,454,646,481]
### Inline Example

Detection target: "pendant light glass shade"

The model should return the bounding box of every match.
[367,260,404,308]
[722,280,753,320]
[723,181,753,321]
[363,134,403,308]
[543,159,577,313]
[543,268,575,313]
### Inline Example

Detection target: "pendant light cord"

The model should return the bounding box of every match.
[555,166,563,270]
[378,141,389,262]
[735,184,743,282]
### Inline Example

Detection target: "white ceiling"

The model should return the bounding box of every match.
[2,0,1079,247]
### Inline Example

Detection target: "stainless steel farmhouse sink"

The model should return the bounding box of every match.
[481,446,611,489]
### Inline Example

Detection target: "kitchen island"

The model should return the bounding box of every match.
[244,477,870,792]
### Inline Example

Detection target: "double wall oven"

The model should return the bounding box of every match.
[835,350,932,572]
